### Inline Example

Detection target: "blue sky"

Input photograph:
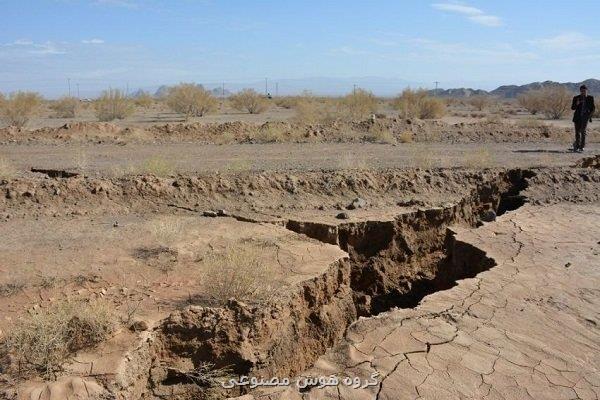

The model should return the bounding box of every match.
[2,0,600,97]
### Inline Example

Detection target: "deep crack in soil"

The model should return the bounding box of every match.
[146,169,537,399]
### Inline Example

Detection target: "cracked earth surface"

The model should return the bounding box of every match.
[249,203,600,400]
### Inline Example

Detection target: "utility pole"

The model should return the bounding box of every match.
[265,78,268,96]
[76,83,80,99]
[126,82,129,97]
[353,84,357,95]
[434,81,440,96]
[68,78,71,97]
[222,82,225,98]
[275,82,279,97]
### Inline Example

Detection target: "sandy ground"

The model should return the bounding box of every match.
[1,142,598,175]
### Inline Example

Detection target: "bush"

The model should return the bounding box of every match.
[365,126,395,144]
[340,89,377,120]
[166,83,217,119]
[5,299,116,377]
[468,95,491,111]
[49,96,79,118]
[134,91,154,109]
[517,90,545,115]
[538,86,571,119]
[198,242,279,304]
[230,89,270,114]
[0,91,43,128]
[392,89,446,119]
[94,89,134,121]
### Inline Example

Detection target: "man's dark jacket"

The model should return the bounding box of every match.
[571,95,595,122]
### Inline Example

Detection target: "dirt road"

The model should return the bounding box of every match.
[2,142,597,175]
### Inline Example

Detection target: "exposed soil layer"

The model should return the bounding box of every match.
[1,117,595,145]
[1,164,599,400]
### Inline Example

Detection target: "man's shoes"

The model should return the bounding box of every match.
[576,148,584,153]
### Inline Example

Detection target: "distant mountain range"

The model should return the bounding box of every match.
[430,78,600,98]
[126,77,600,99]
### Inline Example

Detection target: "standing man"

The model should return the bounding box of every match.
[571,84,595,153]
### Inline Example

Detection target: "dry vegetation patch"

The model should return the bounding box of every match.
[49,96,79,118]
[166,83,217,120]
[0,91,43,128]
[94,89,135,121]
[198,242,280,304]
[230,89,270,114]
[392,89,446,119]
[339,89,378,120]
[4,299,117,377]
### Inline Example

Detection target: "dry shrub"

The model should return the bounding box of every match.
[146,217,184,247]
[253,125,289,143]
[139,156,174,177]
[230,89,270,114]
[292,94,339,125]
[94,89,134,121]
[275,96,300,109]
[339,89,377,120]
[365,126,396,144]
[198,243,279,304]
[398,131,414,143]
[0,157,16,180]
[0,91,43,128]
[485,114,503,124]
[392,89,446,119]
[134,91,154,109]
[0,280,26,297]
[517,90,545,115]
[469,95,492,111]
[166,83,217,119]
[538,86,571,119]
[49,96,79,118]
[5,299,116,377]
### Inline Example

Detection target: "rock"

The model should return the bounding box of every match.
[203,210,218,217]
[347,197,367,210]
[217,209,228,216]
[129,319,149,332]
[336,212,350,220]
[480,209,497,222]
[113,221,119,227]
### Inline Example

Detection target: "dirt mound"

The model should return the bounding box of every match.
[0,122,124,143]
[0,117,585,144]
[576,154,600,168]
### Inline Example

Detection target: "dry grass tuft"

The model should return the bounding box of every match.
[166,83,217,119]
[392,89,446,119]
[4,299,116,377]
[94,89,135,121]
[337,152,371,170]
[198,243,280,304]
[0,157,17,180]
[0,91,43,128]
[516,117,547,128]
[365,126,396,144]
[139,156,175,177]
[398,131,414,143]
[49,97,79,118]
[230,89,270,114]
[464,147,495,168]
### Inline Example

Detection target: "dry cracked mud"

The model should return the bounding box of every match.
[0,155,599,400]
